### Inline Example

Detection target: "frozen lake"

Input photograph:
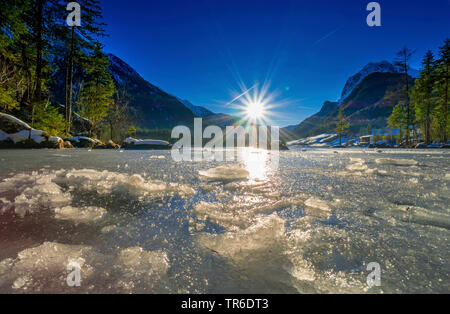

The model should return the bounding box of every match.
[0,148,449,293]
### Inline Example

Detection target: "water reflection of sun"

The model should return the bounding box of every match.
[240,148,269,181]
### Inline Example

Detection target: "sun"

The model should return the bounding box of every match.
[246,101,265,120]
[226,82,280,126]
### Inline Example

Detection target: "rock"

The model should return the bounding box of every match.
[0,113,64,149]
[106,140,120,149]
[122,137,172,150]
[0,114,30,134]
[49,137,65,149]
[66,136,101,148]
[279,142,289,151]
[374,140,390,148]
[94,140,120,150]
[56,104,93,135]
[415,143,427,149]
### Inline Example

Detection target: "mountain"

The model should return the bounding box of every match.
[107,54,195,129]
[339,61,397,102]
[107,54,241,131]
[203,113,241,128]
[177,99,214,118]
[282,62,415,140]
[281,101,339,139]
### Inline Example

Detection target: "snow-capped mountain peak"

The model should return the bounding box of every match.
[339,61,397,102]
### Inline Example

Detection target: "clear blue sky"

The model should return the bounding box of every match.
[99,0,449,127]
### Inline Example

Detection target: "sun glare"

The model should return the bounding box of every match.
[226,82,282,126]
[246,101,265,120]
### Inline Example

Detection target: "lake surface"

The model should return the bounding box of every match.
[0,148,449,293]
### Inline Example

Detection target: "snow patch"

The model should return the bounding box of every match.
[67,136,101,144]
[54,206,107,224]
[199,165,249,181]
[339,61,397,102]
[118,247,169,277]
[194,201,249,228]
[375,158,418,166]
[124,137,170,146]
[288,134,337,147]
[0,113,31,130]
[0,113,62,145]
[376,204,450,230]
[304,197,331,212]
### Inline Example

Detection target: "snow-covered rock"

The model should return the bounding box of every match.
[122,137,171,150]
[66,136,101,148]
[56,104,93,135]
[95,140,120,149]
[65,137,120,149]
[0,113,64,149]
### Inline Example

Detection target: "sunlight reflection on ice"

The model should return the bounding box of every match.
[239,148,269,181]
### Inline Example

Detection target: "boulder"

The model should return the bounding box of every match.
[122,137,172,150]
[106,140,121,149]
[56,104,93,135]
[427,143,442,149]
[279,142,289,151]
[374,140,389,148]
[94,140,121,150]
[66,136,102,148]
[0,113,64,149]
[415,143,427,149]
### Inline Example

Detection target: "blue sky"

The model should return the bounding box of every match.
[99,0,449,127]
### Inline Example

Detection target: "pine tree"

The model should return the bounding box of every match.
[16,0,65,127]
[63,0,107,135]
[434,38,450,143]
[411,50,436,145]
[1,0,111,138]
[34,102,65,136]
[76,43,115,136]
[30,0,65,126]
[107,89,134,142]
[388,103,406,144]
[0,0,29,112]
[335,106,349,146]
[394,46,415,146]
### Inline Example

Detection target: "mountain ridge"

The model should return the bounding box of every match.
[107,54,239,131]
[177,99,215,118]
[282,61,416,140]
[339,61,397,102]
[107,54,196,129]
